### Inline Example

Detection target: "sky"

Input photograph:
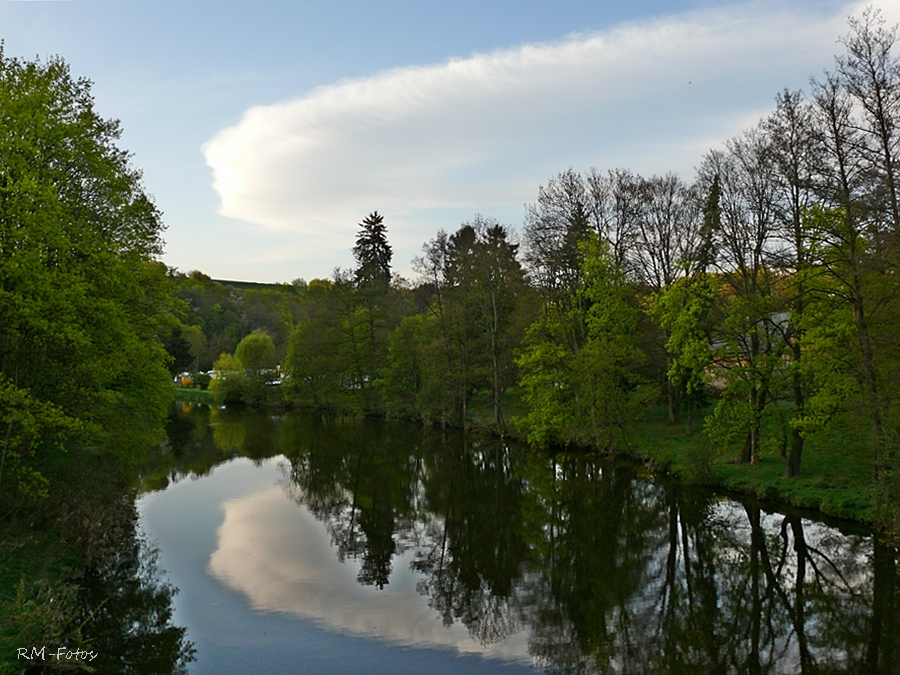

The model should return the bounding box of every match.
[2,0,898,283]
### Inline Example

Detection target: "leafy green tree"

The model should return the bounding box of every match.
[578,234,643,446]
[411,229,471,422]
[697,133,784,465]
[234,329,276,404]
[210,353,245,405]
[235,330,276,372]
[379,314,428,417]
[515,312,580,446]
[517,235,640,449]
[404,218,532,425]
[445,217,528,426]
[284,274,363,409]
[798,206,900,518]
[650,273,718,432]
[0,51,175,500]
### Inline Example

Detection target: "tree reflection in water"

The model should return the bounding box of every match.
[77,512,196,674]
[20,489,195,675]
[280,415,422,590]
[411,433,528,646]
[163,405,900,674]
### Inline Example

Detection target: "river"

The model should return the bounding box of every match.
[134,403,900,674]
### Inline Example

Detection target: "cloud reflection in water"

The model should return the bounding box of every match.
[207,484,531,665]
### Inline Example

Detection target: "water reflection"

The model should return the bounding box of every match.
[151,405,900,674]
[18,491,195,674]
[206,484,531,662]
[77,517,196,674]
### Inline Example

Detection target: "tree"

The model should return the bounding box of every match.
[523,168,592,314]
[352,212,394,406]
[234,329,276,403]
[0,50,175,500]
[403,217,531,426]
[210,353,245,404]
[283,276,355,409]
[353,211,393,292]
[632,173,703,424]
[442,217,528,426]
[763,89,819,476]
[836,7,900,233]
[517,235,640,449]
[806,17,900,517]
[235,330,276,373]
[632,173,702,294]
[697,131,784,466]
[650,273,718,432]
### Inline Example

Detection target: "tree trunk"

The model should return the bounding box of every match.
[785,337,805,478]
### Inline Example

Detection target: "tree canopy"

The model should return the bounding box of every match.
[0,50,177,501]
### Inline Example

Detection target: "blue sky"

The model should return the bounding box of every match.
[1,0,892,282]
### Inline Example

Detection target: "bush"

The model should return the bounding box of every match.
[210,353,246,404]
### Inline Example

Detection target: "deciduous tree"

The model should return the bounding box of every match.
[0,51,175,500]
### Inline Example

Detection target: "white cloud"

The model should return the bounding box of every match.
[203,1,891,274]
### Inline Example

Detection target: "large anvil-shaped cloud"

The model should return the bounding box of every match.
[202,2,875,253]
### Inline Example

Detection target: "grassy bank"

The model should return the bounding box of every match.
[172,386,217,405]
[624,403,877,524]
[474,387,877,525]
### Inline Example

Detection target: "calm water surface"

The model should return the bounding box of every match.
[136,405,900,674]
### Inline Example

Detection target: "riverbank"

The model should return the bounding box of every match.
[463,390,878,525]
[172,385,217,405]
[0,520,81,675]
[172,387,882,527]
[618,404,877,525]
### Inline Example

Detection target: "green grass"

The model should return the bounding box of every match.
[625,402,877,524]
[173,386,217,405]
[465,387,530,432]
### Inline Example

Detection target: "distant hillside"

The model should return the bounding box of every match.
[211,278,296,292]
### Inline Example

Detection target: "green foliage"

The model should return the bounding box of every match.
[236,329,276,371]
[515,315,574,446]
[168,272,305,372]
[375,217,534,425]
[516,235,641,449]
[649,273,717,399]
[379,314,428,417]
[0,51,175,500]
[0,377,78,500]
[191,371,212,390]
[283,277,361,409]
[200,322,285,407]
[210,353,245,405]
[703,393,753,452]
